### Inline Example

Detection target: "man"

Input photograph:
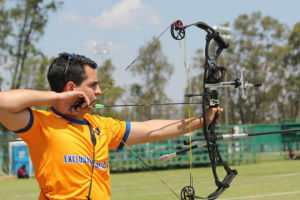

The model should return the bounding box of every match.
[17,164,29,178]
[0,53,222,200]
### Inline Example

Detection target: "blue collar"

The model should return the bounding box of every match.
[50,107,88,125]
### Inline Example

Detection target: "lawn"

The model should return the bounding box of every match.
[0,160,299,200]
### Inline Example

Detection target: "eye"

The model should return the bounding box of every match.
[90,82,99,89]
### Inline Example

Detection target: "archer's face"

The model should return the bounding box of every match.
[74,65,102,111]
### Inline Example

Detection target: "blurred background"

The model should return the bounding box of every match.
[0,0,299,199]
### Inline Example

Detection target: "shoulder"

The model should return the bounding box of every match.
[31,107,52,116]
[31,107,58,122]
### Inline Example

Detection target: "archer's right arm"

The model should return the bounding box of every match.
[0,89,89,131]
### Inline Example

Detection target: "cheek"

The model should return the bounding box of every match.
[78,87,93,98]
[86,88,95,97]
[77,86,95,99]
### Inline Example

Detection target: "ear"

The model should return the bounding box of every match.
[64,81,76,91]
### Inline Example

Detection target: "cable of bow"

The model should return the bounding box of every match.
[183,34,194,192]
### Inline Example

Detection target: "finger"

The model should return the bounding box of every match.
[76,92,90,107]
[216,107,223,120]
[82,94,90,106]
[68,92,88,113]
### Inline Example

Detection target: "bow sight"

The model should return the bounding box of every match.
[170,20,261,200]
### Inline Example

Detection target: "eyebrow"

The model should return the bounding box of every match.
[90,81,99,85]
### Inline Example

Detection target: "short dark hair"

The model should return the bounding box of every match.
[47,53,97,92]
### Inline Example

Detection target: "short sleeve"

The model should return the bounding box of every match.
[15,108,42,145]
[94,116,131,150]
[114,121,131,150]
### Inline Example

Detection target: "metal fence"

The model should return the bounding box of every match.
[1,123,299,174]
[109,123,300,172]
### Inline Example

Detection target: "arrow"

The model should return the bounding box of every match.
[90,102,202,108]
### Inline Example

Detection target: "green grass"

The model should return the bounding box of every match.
[0,160,299,200]
[111,160,300,200]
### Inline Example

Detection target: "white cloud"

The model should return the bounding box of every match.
[59,0,162,30]
[82,39,124,55]
[58,11,87,24]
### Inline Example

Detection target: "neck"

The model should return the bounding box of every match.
[65,113,85,121]
[50,107,88,122]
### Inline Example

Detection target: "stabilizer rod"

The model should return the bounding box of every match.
[157,128,300,162]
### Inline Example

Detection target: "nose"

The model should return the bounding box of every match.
[95,85,102,96]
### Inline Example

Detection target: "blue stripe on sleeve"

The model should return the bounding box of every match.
[117,121,131,150]
[15,108,34,134]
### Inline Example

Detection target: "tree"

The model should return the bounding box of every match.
[96,59,125,119]
[128,38,175,120]
[0,0,11,62]
[189,12,293,124]
[31,56,52,90]
[6,0,62,89]
[284,23,300,121]
[0,0,12,90]
[232,12,290,124]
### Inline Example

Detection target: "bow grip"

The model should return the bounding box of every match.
[207,111,219,141]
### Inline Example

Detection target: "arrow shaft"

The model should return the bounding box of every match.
[103,102,202,107]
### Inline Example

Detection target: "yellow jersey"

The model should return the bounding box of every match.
[16,107,131,200]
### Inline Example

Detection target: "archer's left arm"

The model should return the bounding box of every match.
[126,107,222,145]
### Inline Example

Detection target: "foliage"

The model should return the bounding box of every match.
[0,0,62,90]
[96,59,125,119]
[127,38,176,120]
[0,0,11,64]
[188,12,299,124]
[284,23,300,121]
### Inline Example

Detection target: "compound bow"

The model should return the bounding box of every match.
[169,20,261,200]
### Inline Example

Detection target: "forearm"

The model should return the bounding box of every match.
[128,117,203,145]
[0,89,58,113]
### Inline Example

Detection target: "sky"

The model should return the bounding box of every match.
[37,0,299,102]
